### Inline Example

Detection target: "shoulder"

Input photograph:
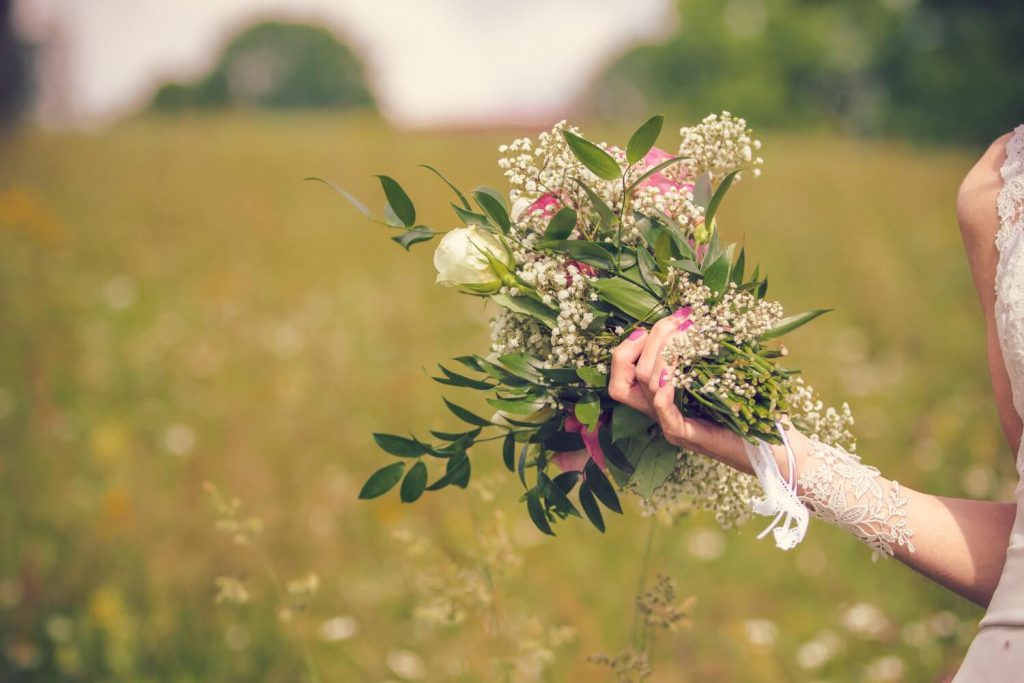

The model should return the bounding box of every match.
[957,131,1015,243]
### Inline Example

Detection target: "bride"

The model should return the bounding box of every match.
[607,125,1024,679]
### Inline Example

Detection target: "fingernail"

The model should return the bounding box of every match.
[628,328,647,340]
[677,319,693,332]
[672,305,692,318]
[658,369,668,387]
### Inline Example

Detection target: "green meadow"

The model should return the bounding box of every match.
[0,113,1010,681]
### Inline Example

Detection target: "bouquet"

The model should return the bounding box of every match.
[315,112,854,537]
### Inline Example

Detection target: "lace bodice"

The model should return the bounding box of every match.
[995,124,1024,439]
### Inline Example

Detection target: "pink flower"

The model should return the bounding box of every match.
[551,412,608,472]
[524,193,560,218]
[636,147,693,195]
[564,258,598,285]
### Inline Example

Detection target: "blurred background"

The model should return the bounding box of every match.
[2,0,1023,681]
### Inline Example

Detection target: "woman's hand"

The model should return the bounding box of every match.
[608,309,753,474]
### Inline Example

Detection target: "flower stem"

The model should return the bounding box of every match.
[629,517,657,649]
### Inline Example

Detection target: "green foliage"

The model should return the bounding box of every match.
[591,0,1024,144]
[151,21,375,111]
[0,0,33,125]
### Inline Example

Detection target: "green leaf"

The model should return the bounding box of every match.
[539,473,580,518]
[358,462,406,499]
[487,396,544,415]
[611,404,654,442]
[433,364,494,390]
[584,460,622,513]
[597,421,635,476]
[702,251,732,295]
[391,227,434,250]
[577,182,616,232]
[496,352,544,382]
[574,393,601,431]
[590,277,666,321]
[637,246,665,295]
[626,114,664,165]
[376,175,415,227]
[425,451,469,491]
[761,309,832,340]
[539,367,586,384]
[526,489,555,536]
[453,355,483,372]
[474,186,509,211]
[502,433,516,472]
[382,202,405,228]
[553,471,580,493]
[543,207,578,241]
[452,203,493,228]
[535,239,616,270]
[447,451,471,488]
[578,482,605,532]
[576,366,608,387]
[668,258,701,276]
[304,177,371,218]
[703,224,720,266]
[517,443,529,487]
[634,215,661,246]
[372,433,427,458]
[629,438,679,499]
[625,155,689,194]
[418,164,470,209]
[490,293,558,329]
[473,189,511,234]
[562,130,622,181]
[732,247,746,285]
[654,231,673,268]
[430,427,482,442]
[400,461,428,502]
[543,430,586,452]
[443,398,493,427]
[705,170,740,226]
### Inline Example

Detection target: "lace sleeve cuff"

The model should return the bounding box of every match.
[797,438,916,560]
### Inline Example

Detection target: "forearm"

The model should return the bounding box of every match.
[894,489,1015,606]
[777,430,1016,607]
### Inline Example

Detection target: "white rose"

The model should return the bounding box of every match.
[433,225,512,293]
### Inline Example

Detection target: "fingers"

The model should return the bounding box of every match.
[653,378,750,471]
[652,366,694,449]
[635,307,690,396]
[608,326,655,417]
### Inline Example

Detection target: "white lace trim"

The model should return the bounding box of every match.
[996,124,1024,261]
[797,439,915,561]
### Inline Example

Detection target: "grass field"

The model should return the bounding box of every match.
[0,112,1011,682]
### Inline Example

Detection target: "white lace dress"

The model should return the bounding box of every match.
[950,124,1024,681]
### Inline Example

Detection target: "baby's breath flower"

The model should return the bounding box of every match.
[679,111,764,182]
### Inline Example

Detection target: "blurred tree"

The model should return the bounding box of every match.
[151,21,375,111]
[588,0,1024,145]
[0,0,33,126]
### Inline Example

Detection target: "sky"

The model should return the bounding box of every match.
[15,0,674,127]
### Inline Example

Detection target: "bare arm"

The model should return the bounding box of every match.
[608,131,1023,606]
